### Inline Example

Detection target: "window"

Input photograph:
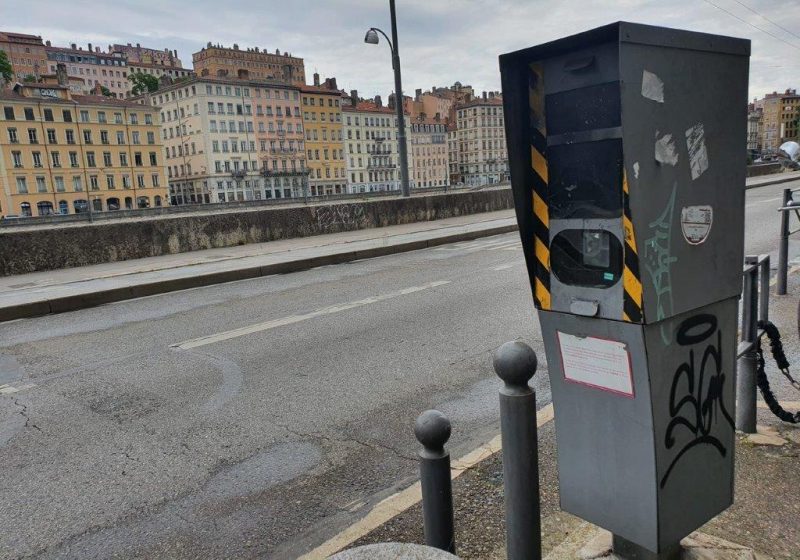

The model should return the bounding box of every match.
[51,151,61,167]
[147,131,155,144]
[11,151,22,168]
[130,113,138,125]
[8,127,18,143]
[137,174,145,188]
[80,110,90,122]
[145,114,152,125]
[28,128,38,143]
[87,151,96,167]
[73,176,83,192]
[90,175,99,190]
[65,129,75,144]
[16,177,28,193]
[44,108,54,122]
[132,131,140,144]
[62,110,72,122]
[120,152,128,166]
[152,174,159,187]
[114,112,122,124]
[32,151,42,168]
[134,152,143,166]
[24,108,34,121]
[3,107,14,120]
[98,111,106,123]
[122,175,131,189]
[36,176,47,193]
[103,152,112,167]
[55,176,65,192]
[83,130,92,144]
[68,151,78,167]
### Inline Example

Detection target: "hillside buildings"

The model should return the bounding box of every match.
[193,43,305,85]
[110,43,182,67]
[454,92,507,186]
[0,31,48,83]
[409,115,448,188]
[759,89,800,152]
[44,42,129,99]
[0,70,168,217]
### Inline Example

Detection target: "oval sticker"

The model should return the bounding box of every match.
[680,205,713,245]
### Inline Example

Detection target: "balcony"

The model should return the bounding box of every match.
[269,147,298,155]
[261,168,308,178]
[367,162,397,170]
[231,169,247,179]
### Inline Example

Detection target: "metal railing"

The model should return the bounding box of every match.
[777,187,800,295]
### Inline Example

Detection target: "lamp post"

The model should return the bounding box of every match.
[364,0,411,198]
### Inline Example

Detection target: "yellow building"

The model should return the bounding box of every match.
[0,78,168,217]
[301,82,345,195]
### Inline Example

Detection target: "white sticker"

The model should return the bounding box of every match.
[641,70,664,103]
[557,332,634,397]
[655,133,679,166]
[685,123,709,180]
[681,205,713,245]
[633,161,640,179]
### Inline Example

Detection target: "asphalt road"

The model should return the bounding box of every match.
[0,180,798,559]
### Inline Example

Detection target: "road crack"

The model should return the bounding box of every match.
[14,398,42,433]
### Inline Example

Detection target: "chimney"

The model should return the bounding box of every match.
[434,112,440,122]
[488,91,494,99]
[56,63,67,86]
[95,47,100,53]
[415,88,422,100]
[71,43,77,50]
[388,93,395,109]
[350,89,358,105]
[88,43,93,52]
[482,91,487,100]
[419,111,426,121]
[313,72,320,86]
[93,83,103,95]
[137,42,141,48]
[46,40,51,47]
[173,49,178,58]
[374,95,382,107]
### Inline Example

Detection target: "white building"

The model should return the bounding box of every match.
[455,93,508,186]
[409,115,449,188]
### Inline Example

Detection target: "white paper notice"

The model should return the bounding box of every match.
[557,332,634,397]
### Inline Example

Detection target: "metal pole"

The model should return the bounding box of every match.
[414,410,455,554]
[736,265,758,434]
[758,255,770,324]
[389,0,411,198]
[493,340,541,560]
[777,188,791,295]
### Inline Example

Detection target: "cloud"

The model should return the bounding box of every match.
[6,0,800,100]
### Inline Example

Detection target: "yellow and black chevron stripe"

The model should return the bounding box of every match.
[529,62,550,310]
[622,170,643,322]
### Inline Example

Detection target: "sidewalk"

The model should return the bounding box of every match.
[0,210,516,321]
[322,270,800,560]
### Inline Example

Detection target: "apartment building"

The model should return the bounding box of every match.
[137,76,307,205]
[110,43,183,67]
[127,62,193,90]
[447,122,459,185]
[760,89,800,152]
[193,43,305,85]
[0,31,48,83]
[343,93,410,194]
[747,104,762,153]
[0,74,167,217]
[455,93,507,186]
[301,78,345,195]
[409,115,448,188]
[44,42,129,98]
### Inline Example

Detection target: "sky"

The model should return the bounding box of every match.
[6,0,800,102]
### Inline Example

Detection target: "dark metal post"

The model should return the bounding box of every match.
[389,0,411,198]
[493,341,541,560]
[736,264,758,433]
[758,255,770,324]
[414,410,455,554]
[777,188,791,295]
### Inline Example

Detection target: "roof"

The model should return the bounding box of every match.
[0,31,43,43]
[128,61,189,71]
[342,101,401,114]
[456,96,503,109]
[131,75,301,98]
[72,94,159,109]
[299,84,341,96]
[45,45,126,62]
[410,116,447,127]
[0,87,159,110]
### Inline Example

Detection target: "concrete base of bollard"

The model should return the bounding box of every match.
[328,542,460,559]
[545,527,771,560]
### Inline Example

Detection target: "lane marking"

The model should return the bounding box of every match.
[0,383,36,395]
[171,280,452,350]
[299,403,555,560]
[769,264,800,286]
[492,264,514,271]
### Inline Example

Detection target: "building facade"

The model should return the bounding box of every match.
[301,82,345,196]
[193,43,305,85]
[128,62,193,93]
[747,105,762,153]
[110,43,182,67]
[343,95,410,194]
[409,115,448,188]
[45,42,129,98]
[761,89,800,152]
[138,76,308,205]
[455,94,507,186]
[0,31,48,83]
[0,79,168,217]
[447,122,459,185]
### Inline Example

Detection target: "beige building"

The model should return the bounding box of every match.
[127,62,193,93]
[747,104,762,153]
[455,93,507,186]
[760,89,800,152]
[343,93,411,194]
[45,42,129,99]
[409,115,448,188]
[447,122,459,184]
[301,78,345,196]
[0,31,48,83]
[0,76,168,217]
[193,43,305,85]
[136,76,308,205]
[110,43,182,67]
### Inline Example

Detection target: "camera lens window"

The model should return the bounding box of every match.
[550,229,622,288]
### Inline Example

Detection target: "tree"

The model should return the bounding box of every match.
[0,49,12,85]
[129,72,159,95]
[100,86,113,97]
[22,74,38,83]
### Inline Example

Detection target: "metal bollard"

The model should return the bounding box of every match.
[414,410,455,554]
[777,188,791,296]
[494,341,541,560]
[736,262,759,434]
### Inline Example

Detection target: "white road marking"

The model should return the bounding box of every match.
[172,280,452,350]
[746,195,784,207]
[769,264,800,286]
[493,264,514,271]
[0,383,36,395]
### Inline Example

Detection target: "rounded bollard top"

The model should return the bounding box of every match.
[493,340,537,388]
[414,409,452,452]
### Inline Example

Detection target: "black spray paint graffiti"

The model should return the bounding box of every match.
[644,184,677,344]
[316,204,366,230]
[660,314,734,488]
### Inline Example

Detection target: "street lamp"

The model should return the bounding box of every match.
[364,0,411,198]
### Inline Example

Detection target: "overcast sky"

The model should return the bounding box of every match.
[8,0,800,102]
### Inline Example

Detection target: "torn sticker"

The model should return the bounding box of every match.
[685,123,709,180]
[641,70,664,103]
[633,162,640,179]
[655,133,679,166]
[680,205,713,245]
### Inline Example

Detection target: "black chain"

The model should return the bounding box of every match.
[756,320,800,424]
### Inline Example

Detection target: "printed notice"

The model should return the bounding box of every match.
[557,332,634,397]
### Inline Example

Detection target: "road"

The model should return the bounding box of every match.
[0,180,798,559]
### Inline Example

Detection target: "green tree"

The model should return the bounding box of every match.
[0,49,12,85]
[129,72,159,95]
[100,86,113,97]
[22,74,37,83]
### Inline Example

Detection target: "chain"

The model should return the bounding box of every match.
[756,320,800,424]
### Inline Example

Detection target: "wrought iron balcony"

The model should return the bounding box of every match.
[231,169,247,179]
[261,168,308,177]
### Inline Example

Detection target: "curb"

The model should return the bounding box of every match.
[745,173,800,190]
[0,223,519,322]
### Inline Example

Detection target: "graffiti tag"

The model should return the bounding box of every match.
[316,204,366,230]
[644,185,677,344]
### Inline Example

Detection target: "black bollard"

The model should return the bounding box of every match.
[494,340,541,560]
[414,409,455,554]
